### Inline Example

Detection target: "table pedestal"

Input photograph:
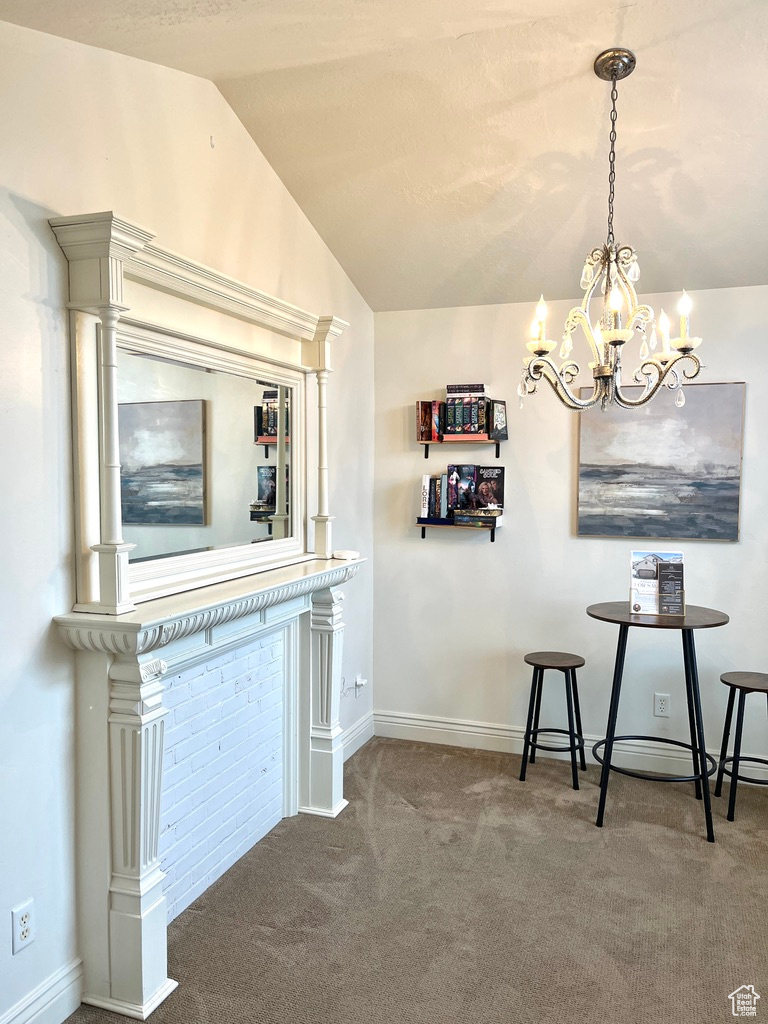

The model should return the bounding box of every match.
[587,602,729,844]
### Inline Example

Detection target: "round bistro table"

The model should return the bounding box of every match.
[587,601,729,843]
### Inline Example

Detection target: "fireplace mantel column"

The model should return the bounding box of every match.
[303,586,348,816]
[102,654,177,1018]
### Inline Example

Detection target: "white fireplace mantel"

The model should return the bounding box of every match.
[49,211,365,1019]
[56,557,363,1019]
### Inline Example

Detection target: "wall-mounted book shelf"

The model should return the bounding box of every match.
[255,436,290,458]
[418,437,501,459]
[417,389,507,458]
[416,517,501,542]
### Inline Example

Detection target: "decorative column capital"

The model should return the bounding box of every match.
[302,314,348,372]
[49,211,155,311]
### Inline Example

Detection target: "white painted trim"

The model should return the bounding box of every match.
[128,242,334,344]
[0,959,83,1024]
[297,798,349,819]
[82,979,179,1021]
[373,709,768,781]
[342,711,375,762]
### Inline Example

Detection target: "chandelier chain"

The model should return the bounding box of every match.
[607,73,618,246]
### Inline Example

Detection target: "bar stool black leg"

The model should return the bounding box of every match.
[681,638,703,801]
[714,686,736,798]
[682,630,714,842]
[726,689,747,823]
[596,624,629,828]
[530,670,544,765]
[564,669,580,791]
[519,667,541,782]
[571,671,587,771]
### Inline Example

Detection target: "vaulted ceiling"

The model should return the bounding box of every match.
[1,0,766,311]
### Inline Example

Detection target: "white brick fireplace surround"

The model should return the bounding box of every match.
[159,634,285,923]
[55,558,362,1020]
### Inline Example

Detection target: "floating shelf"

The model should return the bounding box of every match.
[416,518,500,542]
[255,436,290,458]
[418,437,501,460]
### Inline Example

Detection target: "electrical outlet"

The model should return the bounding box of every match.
[11,899,35,954]
[354,674,368,696]
[654,693,670,717]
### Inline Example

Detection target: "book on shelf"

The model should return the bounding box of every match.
[416,400,445,442]
[446,465,505,512]
[420,474,430,517]
[255,393,289,439]
[630,550,685,615]
[439,472,449,519]
[428,476,438,517]
[489,399,508,441]
[256,464,280,509]
[476,465,504,508]
[452,512,504,529]
[449,465,477,511]
[446,383,486,396]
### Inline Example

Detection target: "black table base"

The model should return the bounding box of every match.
[593,735,718,782]
[588,602,729,845]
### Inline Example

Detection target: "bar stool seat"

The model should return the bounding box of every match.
[520,651,586,790]
[715,671,768,821]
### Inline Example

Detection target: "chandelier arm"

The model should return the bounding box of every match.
[525,356,604,410]
[628,302,654,331]
[580,249,606,311]
[613,354,702,408]
[612,259,638,309]
[564,306,602,362]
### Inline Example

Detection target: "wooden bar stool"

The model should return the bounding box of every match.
[714,672,768,821]
[519,651,586,790]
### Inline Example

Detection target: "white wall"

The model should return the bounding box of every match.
[0,20,374,1022]
[374,286,768,768]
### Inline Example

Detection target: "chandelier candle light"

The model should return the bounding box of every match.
[519,48,702,412]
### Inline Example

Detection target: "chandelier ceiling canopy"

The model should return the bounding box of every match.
[519,48,702,413]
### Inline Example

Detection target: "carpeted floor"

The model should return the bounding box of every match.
[68,737,767,1024]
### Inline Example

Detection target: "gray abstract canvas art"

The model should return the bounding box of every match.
[119,400,205,525]
[577,383,745,541]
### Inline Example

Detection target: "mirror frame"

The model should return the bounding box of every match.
[51,211,347,613]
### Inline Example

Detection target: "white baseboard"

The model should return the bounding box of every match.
[0,959,83,1024]
[373,709,768,782]
[82,979,178,1021]
[342,710,375,762]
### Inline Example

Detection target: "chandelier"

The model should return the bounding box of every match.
[518,48,702,412]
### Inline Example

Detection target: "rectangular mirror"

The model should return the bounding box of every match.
[117,348,293,563]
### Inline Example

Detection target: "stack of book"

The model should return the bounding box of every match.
[445,383,488,437]
[416,387,508,443]
[418,464,504,528]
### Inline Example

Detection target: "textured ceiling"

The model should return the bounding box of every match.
[1,0,767,311]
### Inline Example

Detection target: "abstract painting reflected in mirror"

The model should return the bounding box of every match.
[119,400,205,525]
[577,383,745,541]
